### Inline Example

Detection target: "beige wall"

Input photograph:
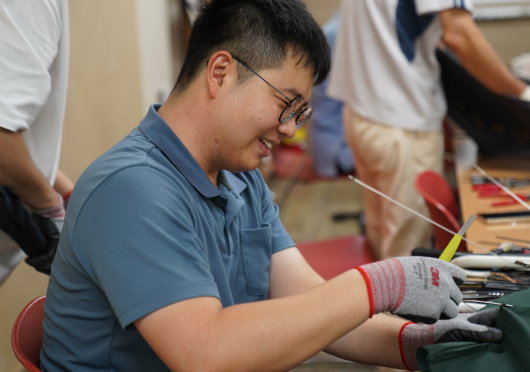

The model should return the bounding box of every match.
[477,18,530,63]
[134,0,176,111]
[304,0,340,25]
[61,0,180,183]
[60,1,144,183]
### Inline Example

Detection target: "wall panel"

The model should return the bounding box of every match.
[0,1,144,370]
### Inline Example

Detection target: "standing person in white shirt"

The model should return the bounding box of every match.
[0,0,70,283]
[328,0,529,260]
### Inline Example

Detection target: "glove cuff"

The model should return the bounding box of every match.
[399,322,435,371]
[62,189,73,209]
[355,258,406,316]
[355,266,374,317]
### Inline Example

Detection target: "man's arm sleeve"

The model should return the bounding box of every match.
[415,0,473,16]
[72,166,221,329]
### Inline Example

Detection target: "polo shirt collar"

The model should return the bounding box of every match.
[139,104,222,198]
[220,171,247,195]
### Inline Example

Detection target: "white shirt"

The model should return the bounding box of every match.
[0,0,69,282]
[328,0,473,132]
[0,0,69,183]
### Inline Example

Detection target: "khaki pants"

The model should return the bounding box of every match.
[343,106,443,260]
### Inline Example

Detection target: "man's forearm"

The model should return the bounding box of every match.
[0,128,58,209]
[325,313,408,369]
[440,8,526,97]
[136,269,372,372]
[53,169,74,196]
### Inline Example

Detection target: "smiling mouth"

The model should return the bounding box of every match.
[259,137,273,150]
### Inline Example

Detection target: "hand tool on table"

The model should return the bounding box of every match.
[473,165,530,211]
[462,300,514,307]
[473,183,530,192]
[477,241,530,254]
[497,236,530,245]
[471,175,530,189]
[439,215,476,262]
[473,183,504,192]
[477,190,530,206]
[461,291,505,300]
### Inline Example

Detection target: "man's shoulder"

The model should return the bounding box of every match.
[79,128,158,184]
[70,128,192,213]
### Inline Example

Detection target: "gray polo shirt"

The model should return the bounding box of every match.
[41,104,295,372]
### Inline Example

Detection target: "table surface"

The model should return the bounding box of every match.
[454,137,530,253]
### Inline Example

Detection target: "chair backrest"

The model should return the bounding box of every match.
[12,296,46,372]
[297,235,374,280]
[415,170,467,252]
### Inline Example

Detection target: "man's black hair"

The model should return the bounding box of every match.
[172,0,331,95]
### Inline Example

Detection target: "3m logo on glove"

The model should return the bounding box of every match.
[355,256,465,322]
[431,267,440,287]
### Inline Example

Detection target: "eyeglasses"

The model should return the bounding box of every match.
[231,56,313,130]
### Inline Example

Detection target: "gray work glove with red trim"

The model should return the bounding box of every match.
[399,308,503,371]
[356,257,466,324]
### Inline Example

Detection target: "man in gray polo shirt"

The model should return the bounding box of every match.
[41,1,503,371]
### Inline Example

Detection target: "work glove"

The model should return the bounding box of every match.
[26,195,65,274]
[400,308,503,371]
[356,257,466,324]
[0,186,64,275]
[0,186,47,256]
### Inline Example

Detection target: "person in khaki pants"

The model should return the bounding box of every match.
[343,108,443,260]
[328,0,530,260]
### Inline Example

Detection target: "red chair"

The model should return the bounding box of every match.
[12,296,46,372]
[297,235,374,280]
[415,170,466,252]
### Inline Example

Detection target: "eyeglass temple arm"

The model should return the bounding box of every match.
[231,56,293,103]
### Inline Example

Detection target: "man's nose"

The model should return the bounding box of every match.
[277,118,297,139]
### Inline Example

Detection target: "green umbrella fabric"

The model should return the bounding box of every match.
[437,49,530,157]
[417,287,530,372]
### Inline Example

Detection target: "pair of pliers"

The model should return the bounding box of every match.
[472,183,503,191]
[471,175,530,189]
[477,190,530,206]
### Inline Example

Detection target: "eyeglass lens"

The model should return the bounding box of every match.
[295,107,313,129]
[280,97,313,129]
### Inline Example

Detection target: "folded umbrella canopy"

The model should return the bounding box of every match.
[417,287,530,372]
[437,48,530,157]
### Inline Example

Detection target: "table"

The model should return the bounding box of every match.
[454,136,530,253]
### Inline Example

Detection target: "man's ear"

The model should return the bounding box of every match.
[206,51,237,99]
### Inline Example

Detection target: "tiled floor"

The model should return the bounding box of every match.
[271,178,363,243]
